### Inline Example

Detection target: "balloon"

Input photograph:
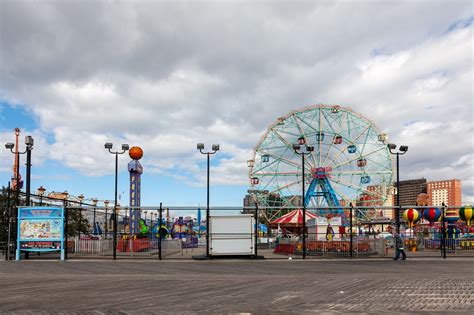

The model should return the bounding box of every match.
[459,205,473,226]
[445,208,459,223]
[423,207,441,226]
[404,209,420,227]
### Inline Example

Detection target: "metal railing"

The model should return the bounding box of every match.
[2,203,473,260]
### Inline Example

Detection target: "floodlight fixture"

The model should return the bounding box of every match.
[25,136,34,146]
[298,136,306,145]
[399,145,408,153]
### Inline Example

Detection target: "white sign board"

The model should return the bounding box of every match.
[210,215,255,256]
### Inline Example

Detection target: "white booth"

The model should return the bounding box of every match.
[209,215,255,256]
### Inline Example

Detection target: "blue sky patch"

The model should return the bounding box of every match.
[0,100,38,132]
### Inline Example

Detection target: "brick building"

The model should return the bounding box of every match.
[427,179,462,207]
[356,184,394,219]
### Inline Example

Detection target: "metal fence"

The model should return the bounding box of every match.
[2,202,473,260]
[67,238,181,258]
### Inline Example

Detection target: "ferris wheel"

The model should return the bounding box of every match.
[248,104,394,222]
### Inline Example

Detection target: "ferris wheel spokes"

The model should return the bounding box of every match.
[329,176,385,200]
[331,146,386,169]
[249,105,393,223]
[293,113,319,167]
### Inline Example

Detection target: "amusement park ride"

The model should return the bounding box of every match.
[248,105,393,223]
[117,147,201,252]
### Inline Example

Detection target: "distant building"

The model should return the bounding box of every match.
[427,179,462,207]
[243,194,254,208]
[356,184,394,219]
[395,178,427,207]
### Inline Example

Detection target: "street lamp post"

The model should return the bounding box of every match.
[78,194,84,240]
[92,198,98,235]
[104,200,109,239]
[293,137,314,260]
[197,143,220,258]
[37,186,46,206]
[387,143,408,234]
[24,136,34,206]
[5,135,34,206]
[5,135,34,260]
[105,142,129,260]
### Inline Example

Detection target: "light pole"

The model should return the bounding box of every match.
[104,200,109,239]
[293,136,314,260]
[105,142,129,260]
[78,194,84,240]
[37,186,46,206]
[5,135,34,206]
[387,143,408,234]
[144,210,148,227]
[92,198,98,235]
[197,143,219,258]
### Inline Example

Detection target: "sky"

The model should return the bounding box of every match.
[0,0,473,208]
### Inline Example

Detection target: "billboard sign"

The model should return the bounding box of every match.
[17,207,65,260]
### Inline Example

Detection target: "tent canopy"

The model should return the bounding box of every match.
[271,209,317,226]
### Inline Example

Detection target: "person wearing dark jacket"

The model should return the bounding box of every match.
[393,232,406,260]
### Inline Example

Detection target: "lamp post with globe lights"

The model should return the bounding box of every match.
[104,200,110,238]
[197,143,219,258]
[37,186,46,206]
[92,198,98,235]
[105,142,129,260]
[77,194,84,240]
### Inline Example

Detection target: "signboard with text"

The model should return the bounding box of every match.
[17,207,65,260]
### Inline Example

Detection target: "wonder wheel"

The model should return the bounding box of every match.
[248,104,393,222]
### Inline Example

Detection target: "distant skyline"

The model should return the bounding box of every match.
[1,1,473,205]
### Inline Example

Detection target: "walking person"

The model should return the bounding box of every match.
[393,232,406,261]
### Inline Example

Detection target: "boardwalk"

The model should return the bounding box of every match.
[0,259,473,313]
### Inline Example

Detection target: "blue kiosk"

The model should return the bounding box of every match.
[16,207,65,260]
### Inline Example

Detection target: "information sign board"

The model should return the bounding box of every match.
[16,207,65,260]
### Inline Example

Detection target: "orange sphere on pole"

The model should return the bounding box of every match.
[129,146,143,160]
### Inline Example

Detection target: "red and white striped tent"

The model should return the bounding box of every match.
[271,209,318,227]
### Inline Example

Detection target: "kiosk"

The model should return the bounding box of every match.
[209,215,255,256]
[16,207,65,260]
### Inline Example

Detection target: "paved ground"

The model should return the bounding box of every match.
[0,258,473,314]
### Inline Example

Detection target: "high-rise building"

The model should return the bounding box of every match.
[427,179,462,207]
[395,178,427,207]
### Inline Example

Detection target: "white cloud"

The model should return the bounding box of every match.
[0,1,473,202]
